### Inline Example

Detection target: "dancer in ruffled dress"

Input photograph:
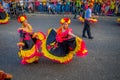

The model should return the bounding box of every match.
[17,15,45,64]
[41,17,88,64]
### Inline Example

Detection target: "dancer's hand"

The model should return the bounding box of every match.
[19,46,22,50]
[91,14,99,18]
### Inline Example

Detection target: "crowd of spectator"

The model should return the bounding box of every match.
[1,0,120,17]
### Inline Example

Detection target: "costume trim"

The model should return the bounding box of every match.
[41,39,74,64]
[0,13,9,24]
[17,42,25,46]
[89,18,98,23]
[17,15,27,23]
[18,28,32,34]
[33,31,46,41]
[18,45,41,64]
[75,37,88,57]
[56,27,72,42]
[60,18,71,24]
[79,16,98,23]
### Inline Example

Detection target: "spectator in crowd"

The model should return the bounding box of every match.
[2,0,10,14]
[101,2,105,15]
[35,0,40,11]
[0,0,2,4]
[70,0,74,13]
[28,0,34,13]
[116,1,120,16]
[105,1,110,16]
[42,0,47,12]
[16,1,25,17]
[109,0,115,15]
[55,1,62,14]
[0,0,118,16]
[74,0,81,19]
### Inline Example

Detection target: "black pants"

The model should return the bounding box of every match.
[82,20,92,37]
[74,7,80,19]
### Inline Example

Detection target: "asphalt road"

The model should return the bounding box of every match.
[0,14,120,80]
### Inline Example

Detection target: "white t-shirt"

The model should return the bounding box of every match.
[20,0,24,6]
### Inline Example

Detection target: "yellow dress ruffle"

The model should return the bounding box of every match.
[0,12,9,24]
[78,16,98,23]
[79,16,84,23]
[18,45,40,63]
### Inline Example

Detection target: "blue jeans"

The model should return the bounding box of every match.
[55,4,61,13]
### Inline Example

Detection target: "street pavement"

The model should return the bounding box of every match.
[0,14,120,80]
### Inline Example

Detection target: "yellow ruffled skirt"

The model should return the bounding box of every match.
[0,12,9,24]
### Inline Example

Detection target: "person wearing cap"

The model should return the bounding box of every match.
[82,3,95,39]
[41,18,88,64]
[17,15,45,64]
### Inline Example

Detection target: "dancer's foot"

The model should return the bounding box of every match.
[88,36,94,39]
[82,35,87,38]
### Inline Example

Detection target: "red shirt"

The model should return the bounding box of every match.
[0,8,4,12]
